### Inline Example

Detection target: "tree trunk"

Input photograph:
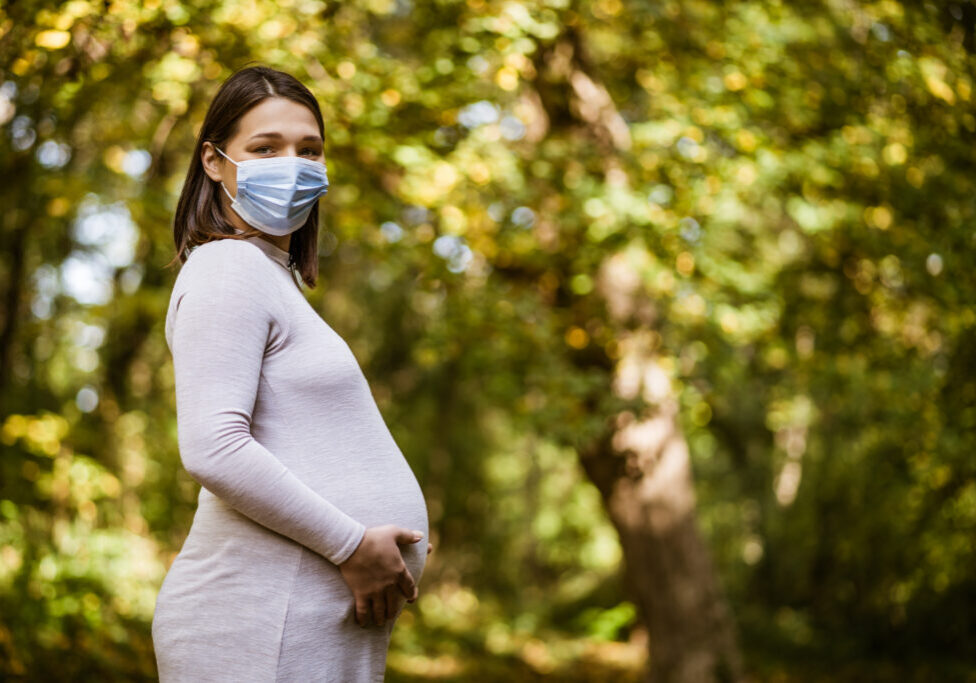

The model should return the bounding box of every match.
[0,212,29,398]
[579,347,742,682]
[528,23,742,681]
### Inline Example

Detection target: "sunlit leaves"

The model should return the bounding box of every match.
[2,0,975,677]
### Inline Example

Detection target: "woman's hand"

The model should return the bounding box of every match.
[338,525,423,627]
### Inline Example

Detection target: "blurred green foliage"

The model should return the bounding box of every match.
[1,0,975,680]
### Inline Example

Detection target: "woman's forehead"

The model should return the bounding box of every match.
[236,98,320,139]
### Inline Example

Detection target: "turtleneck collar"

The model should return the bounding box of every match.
[232,228,292,271]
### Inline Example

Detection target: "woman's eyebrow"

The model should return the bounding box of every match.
[247,132,323,142]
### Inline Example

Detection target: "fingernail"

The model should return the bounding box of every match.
[413,531,424,539]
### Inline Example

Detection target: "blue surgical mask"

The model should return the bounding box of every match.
[215,146,330,236]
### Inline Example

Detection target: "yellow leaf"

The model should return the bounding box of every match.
[919,57,956,105]
[495,65,519,92]
[724,71,747,91]
[35,30,71,50]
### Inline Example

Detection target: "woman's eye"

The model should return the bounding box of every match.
[254,145,320,156]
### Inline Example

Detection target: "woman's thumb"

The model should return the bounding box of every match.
[396,528,424,544]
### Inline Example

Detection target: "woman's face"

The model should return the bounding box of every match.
[201,97,325,227]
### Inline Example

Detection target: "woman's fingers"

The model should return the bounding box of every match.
[396,565,417,600]
[355,597,370,627]
[385,586,399,622]
[346,526,431,626]
[371,594,387,627]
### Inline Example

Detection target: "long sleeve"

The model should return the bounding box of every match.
[167,243,366,566]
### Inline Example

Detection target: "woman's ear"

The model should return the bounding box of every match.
[200,142,223,183]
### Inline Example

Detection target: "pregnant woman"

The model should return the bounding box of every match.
[152,65,431,682]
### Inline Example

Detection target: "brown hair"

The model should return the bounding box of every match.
[167,63,324,288]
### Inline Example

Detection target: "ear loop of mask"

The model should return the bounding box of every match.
[214,146,238,202]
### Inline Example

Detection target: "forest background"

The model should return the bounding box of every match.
[1,0,975,681]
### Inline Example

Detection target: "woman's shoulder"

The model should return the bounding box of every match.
[177,237,277,285]
[165,238,281,348]
[170,238,282,305]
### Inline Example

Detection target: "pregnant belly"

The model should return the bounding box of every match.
[304,448,429,584]
[303,447,428,532]
[179,471,428,586]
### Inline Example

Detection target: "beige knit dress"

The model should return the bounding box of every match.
[152,234,428,682]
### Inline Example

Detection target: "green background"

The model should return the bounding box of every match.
[1,0,974,680]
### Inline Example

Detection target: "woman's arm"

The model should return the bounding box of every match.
[167,241,366,565]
